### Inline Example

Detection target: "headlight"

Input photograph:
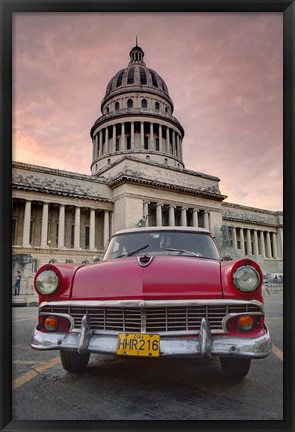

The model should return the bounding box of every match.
[36,270,60,295]
[233,265,260,292]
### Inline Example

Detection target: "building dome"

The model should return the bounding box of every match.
[90,42,185,174]
[104,45,170,100]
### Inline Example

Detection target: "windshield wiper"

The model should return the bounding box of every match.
[117,244,150,258]
[166,248,203,258]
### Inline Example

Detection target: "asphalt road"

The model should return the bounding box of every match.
[12,292,283,421]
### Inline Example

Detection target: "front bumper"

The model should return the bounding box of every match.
[31,318,272,359]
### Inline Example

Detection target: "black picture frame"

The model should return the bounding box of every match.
[1,1,294,431]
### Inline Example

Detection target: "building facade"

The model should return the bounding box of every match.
[12,43,283,292]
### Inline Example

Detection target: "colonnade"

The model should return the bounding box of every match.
[14,199,112,250]
[13,198,283,260]
[142,202,283,260]
[143,202,211,230]
[233,226,282,259]
[93,120,183,160]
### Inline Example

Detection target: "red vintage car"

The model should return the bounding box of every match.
[31,227,272,378]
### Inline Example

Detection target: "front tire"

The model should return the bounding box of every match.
[220,357,251,379]
[60,350,90,373]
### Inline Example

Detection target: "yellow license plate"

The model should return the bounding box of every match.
[116,333,160,357]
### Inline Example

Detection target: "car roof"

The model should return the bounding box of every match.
[112,226,212,236]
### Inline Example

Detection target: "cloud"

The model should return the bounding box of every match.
[12,12,283,211]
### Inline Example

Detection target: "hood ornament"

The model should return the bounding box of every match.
[137,254,154,267]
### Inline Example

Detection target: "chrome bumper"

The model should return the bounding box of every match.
[31,318,272,359]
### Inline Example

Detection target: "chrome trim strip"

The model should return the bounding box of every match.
[139,300,146,332]
[63,328,225,336]
[39,298,264,310]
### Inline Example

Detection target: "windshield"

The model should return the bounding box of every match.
[103,230,220,260]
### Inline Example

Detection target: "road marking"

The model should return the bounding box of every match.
[12,356,61,389]
[13,317,37,323]
[266,317,283,320]
[272,344,283,361]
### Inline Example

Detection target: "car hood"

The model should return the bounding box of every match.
[71,255,223,300]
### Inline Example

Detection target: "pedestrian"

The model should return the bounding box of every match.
[14,270,21,296]
[262,274,271,296]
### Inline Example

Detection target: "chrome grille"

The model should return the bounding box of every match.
[40,303,261,334]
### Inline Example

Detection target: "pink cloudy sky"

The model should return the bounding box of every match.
[12,12,283,211]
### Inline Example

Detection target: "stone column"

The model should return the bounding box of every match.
[105,127,109,154]
[112,125,116,152]
[74,206,81,249]
[181,207,187,226]
[192,209,199,227]
[272,232,278,259]
[239,228,245,255]
[131,122,135,148]
[156,203,162,226]
[176,133,179,157]
[40,202,49,248]
[246,229,252,255]
[168,205,175,226]
[266,232,272,258]
[277,227,283,259]
[179,135,183,161]
[96,135,99,158]
[166,126,170,153]
[140,122,144,148]
[103,210,110,247]
[92,136,96,160]
[172,130,176,156]
[99,130,103,156]
[159,124,163,151]
[232,227,238,250]
[150,122,154,150]
[89,209,96,250]
[121,122,125,150]
[259,231,266,257]
[58,204,65,249]
[22,200,32,247]
[143,202,149,219]
[253,230,259,256]
[204,212,210,230]
[110,212,113,237]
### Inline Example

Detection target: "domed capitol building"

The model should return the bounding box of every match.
[12,42,283,290]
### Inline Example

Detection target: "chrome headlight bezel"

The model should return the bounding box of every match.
[35,269,60,295]
[233,265,260,292]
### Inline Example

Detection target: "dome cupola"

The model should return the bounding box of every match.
[129,40,145,64]
[90,42,185,174]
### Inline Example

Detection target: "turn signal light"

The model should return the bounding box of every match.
[44,316,58,332]
[238,315,254,331]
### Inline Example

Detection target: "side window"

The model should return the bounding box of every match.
[127,67,135,84]
[116,71,124,87]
